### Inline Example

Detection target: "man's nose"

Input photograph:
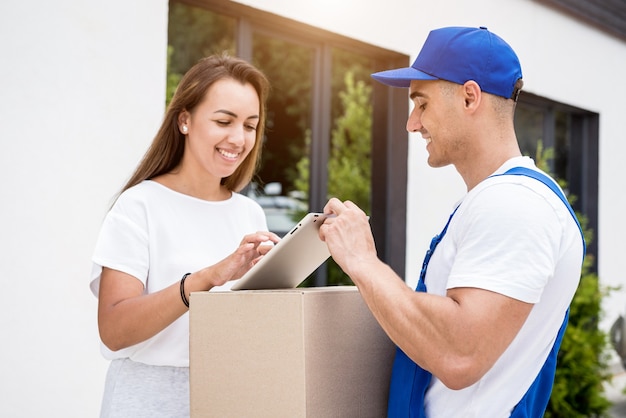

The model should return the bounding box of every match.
[406,108,422,133]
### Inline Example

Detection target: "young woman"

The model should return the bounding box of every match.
[90,55,280,417]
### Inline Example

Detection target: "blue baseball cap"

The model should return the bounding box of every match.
[372,26,523,100]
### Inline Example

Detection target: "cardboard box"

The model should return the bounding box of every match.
[190,286,396,417]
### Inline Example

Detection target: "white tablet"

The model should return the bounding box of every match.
[231,213,331,290]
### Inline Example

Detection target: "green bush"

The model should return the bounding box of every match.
[546,246,613,417]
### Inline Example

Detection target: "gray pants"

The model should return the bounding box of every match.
[100,358,190,418]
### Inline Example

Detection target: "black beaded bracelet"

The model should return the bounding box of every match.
[180,273,191,308]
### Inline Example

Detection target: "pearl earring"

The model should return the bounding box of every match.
[182,126,188,133]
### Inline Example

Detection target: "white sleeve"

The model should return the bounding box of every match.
[89,199,149,297]
[447,182,563,303]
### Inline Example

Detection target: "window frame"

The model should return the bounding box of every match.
[173,0,410,281]
[517,91,599,270]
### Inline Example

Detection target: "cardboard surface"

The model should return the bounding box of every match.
[189,286,395,417]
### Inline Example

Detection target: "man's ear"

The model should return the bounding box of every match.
[462,81,482,111]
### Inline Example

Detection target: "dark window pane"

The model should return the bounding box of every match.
[515,103,571,180]
[251,34,314,234]
[554,110,570,182]
[515,95,598,272]
[515,104,544,162]
[167,4,236,103]
[252,35,313,197]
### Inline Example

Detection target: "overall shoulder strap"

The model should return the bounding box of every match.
[497,166,586,257]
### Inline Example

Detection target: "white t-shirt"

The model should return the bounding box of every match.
[90,180,268,367]
[424,157,583,417]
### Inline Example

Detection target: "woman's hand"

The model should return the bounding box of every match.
[98,230,280,351]
[197,231,281,288]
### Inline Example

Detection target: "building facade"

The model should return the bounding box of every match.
[1,0,625,416]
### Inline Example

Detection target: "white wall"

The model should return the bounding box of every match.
[0,0,168,416]
[2,0,625,415]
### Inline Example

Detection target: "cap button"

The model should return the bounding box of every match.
[479,26,488,30]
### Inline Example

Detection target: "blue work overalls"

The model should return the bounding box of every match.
[387,167,586,417]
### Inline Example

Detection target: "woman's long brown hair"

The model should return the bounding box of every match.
[118,54,270,197]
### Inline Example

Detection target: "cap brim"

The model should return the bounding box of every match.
[371,67,438,87]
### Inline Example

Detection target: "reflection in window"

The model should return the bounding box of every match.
[252,34,313,207]
[553,110,570,185]
[515,104,571,182]
[516,105,544,162]
[328,48,373,214]
[167,3,236,104]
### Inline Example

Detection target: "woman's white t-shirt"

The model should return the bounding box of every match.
[90,180,268,367]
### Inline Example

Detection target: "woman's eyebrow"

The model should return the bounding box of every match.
[214,109,237,117]
[214,109,259,120]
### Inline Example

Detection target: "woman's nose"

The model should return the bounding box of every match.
[228,125,246,146]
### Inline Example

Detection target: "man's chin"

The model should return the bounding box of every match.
[426,157,449,169]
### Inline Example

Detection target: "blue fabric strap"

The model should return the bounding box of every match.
[495,166,586,255]
[387,166,585,417]
[388,208,458,418]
